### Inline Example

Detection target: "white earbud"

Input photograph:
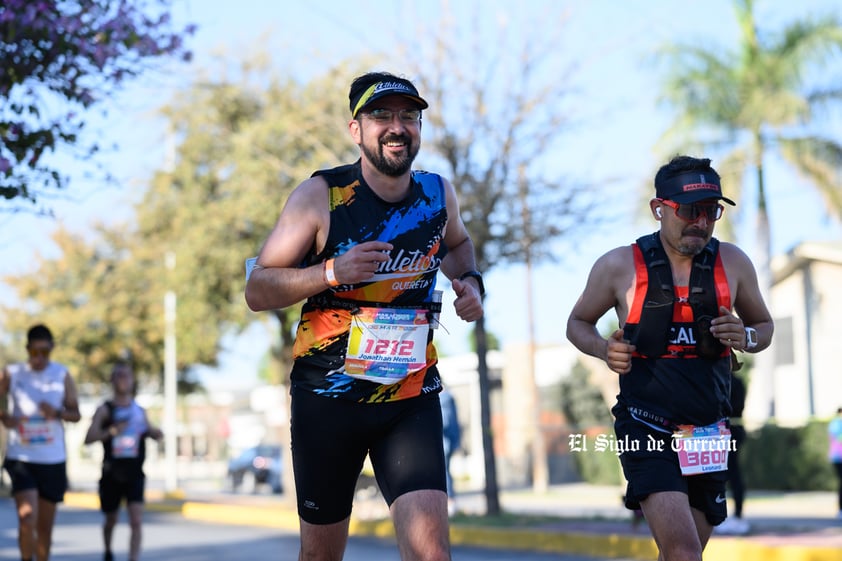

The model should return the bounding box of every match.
[655,207,662,218]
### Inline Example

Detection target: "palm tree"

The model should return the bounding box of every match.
[655,0,842,421]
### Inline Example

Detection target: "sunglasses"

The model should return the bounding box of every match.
[658,199,724,222]
[362,108,422,124]
[27,347,52,358]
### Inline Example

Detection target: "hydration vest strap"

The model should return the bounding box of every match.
[623,233,676,356]
[687,238,726,359]
[623,232,721,358]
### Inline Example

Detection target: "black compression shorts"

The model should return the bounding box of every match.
[614,409,728,526]
[290,388,446,525]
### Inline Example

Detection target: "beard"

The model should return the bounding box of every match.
[361,133,419,177]
[677,242,704,256]
[677,227,710,256]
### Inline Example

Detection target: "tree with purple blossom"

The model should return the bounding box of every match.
[0,0,194,211]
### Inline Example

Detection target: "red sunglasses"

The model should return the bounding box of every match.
[658,199,724,222]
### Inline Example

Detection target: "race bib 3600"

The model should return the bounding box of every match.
[673,421,731,475]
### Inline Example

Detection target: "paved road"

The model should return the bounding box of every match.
[0,499,634,561]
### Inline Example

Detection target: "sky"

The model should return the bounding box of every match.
[2,0,841,389]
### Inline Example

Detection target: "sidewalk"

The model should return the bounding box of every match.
[56,480,842,561]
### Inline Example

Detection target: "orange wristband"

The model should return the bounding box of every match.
[323,258,339,287]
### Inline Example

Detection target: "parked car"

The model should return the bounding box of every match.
[227,444,282,494]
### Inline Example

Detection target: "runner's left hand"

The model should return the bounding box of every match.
[710,306,745,349]
[451,278,483,322]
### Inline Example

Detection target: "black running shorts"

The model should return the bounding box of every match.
[2,459,68,503]
[290,388,447,525]
[99,472,146,512]
[614,410,728,526]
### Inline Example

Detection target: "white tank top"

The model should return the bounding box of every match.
[5,361,68,464]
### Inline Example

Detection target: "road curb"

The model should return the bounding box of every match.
[182,501,300,530]
[62,492,842,561]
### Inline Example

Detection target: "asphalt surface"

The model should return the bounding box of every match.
[1,502,631,561]
[52,480,842,561]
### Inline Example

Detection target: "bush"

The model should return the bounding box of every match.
[569,427,623,485]
[740,419,834,491]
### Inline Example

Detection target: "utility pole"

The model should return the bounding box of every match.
[164,251,178,493]
[519,164,548,492]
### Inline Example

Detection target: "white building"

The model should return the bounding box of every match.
[745,241,842,427]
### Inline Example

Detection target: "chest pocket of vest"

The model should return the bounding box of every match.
[623,232,724,359]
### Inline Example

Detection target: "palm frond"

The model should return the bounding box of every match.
[778,136,842,220]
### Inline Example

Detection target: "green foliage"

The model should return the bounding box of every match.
[1,225,167,384]
[560,360,613,428]
[741,419,835,491]
[655,0,842,244]
[570,433,623,486]
[135,60,365,382]
[557,361,619,485]
[0,59,367,388]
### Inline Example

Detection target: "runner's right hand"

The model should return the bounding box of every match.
[332,241,393,284]
[606,329,635,375]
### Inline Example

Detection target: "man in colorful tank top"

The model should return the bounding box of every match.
[829,407,842,518]
[84,361,163,561]
[1,324,82,561]
[245,71,484,561]
[567,155,773,560]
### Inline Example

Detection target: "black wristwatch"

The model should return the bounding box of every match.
[458,270,485,297]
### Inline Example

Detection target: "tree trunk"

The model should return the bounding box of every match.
[743,139,776,426]
[525,262,549,493]
[520,164,549,493]
[474,314,501,515]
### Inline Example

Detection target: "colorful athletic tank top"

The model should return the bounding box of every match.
[618,241,732,428]
[5,361,68,464]
[102,400,149,478]
[290,160,447,403]
[103,401,148,460]
[829,417,842,463]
